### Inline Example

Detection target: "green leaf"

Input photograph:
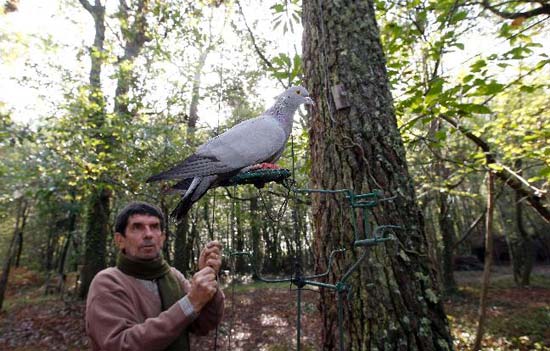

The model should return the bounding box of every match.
[538,167,550,178]
[457,103,491,114]
[488,163,504,171]
[470,59,487,72]
[520,85,536,93]
[476,81,505,96]
[449,11,467,24]
[435,130,447,141]
[271,4,284,13]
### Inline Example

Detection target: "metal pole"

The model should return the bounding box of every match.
[296,287,302,351]
[337,290,344,351]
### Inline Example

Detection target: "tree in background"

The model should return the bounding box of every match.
[76,0,109,298]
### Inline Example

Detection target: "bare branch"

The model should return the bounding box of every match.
[78,0,94,14]
[482,0,550,19]
[235,0,285,87]
[452,210,485,250]
[498,162,547,195]
[440,114,550,222]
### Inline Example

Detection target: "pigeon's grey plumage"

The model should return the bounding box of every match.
[147,86,314,220]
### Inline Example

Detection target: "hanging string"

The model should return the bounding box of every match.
[227,185,237,351]
[290,135,302,276]
[211,27,226,351]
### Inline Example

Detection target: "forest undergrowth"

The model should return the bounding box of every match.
[0,266,549,351]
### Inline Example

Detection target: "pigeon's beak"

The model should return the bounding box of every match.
[304,97,315,106]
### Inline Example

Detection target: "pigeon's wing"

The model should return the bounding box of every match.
[147,116,286,182]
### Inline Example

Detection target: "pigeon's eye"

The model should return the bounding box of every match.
[295,90,301,95]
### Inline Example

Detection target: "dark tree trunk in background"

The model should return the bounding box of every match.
[508,160,534,287]
[80,188,110,298]
[512,197,534,286]
[45,223,57,271]
[14,218,25,268]
[0,198,27,310]
[438,192,457,294]
[302,0,453,349]
[13,199,28,269]
[173,218,190,273]
[473,172,495,350]
[250,196,263,278]
[160,199,172,263]
[261,221,277,273]
[235,201,247,273]
[58,206,76,276]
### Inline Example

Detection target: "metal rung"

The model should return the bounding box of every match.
[353,237,394,247]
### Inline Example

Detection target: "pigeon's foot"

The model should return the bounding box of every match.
[241,163,281,173]
[254,163,281,170]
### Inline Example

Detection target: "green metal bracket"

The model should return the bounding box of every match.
[225,184,401,351]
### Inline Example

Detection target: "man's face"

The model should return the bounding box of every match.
[115,214,165,260]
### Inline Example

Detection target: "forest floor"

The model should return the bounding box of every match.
[0,265,549,351]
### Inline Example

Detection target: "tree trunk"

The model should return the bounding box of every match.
[438,192,457,294]
[59,198,78,275]
[0,237,16,311]
[173,217,190,273]
[78,0,108,299]
[250,196,263,278]
[302,1,453,349]
[80,187,110,298]
[187,47,210,145]
[188,215,199,272]
[508,160,534,287]
[0,198,28,310]
[160,198,172,263]
[511,196,534,286]
[173,36,212,271]
[78,0,150,297]
[114,0,150,118]
[235,200,247,273]
[45,221,55,271]
[14,203,27,268]
[261,221,275,273]
[473,172,495,350]
[0,198,27,310]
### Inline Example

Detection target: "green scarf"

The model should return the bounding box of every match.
[117,253,189,351]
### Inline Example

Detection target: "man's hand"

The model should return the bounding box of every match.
[187,267,218,312]
[198,240,222,274]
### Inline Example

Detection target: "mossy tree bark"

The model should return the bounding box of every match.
[79,0,151,297]
[302,0,453,349]
[78,0,108,298]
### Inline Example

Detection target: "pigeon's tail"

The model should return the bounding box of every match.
[171,175,217,221]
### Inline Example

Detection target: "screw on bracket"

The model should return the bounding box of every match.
[331,84,351,110]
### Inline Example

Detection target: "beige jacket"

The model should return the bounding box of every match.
[86,267,224,351]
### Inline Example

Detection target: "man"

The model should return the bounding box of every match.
[86,201,224,351]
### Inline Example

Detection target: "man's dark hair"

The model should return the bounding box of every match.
[115,201,165,236]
